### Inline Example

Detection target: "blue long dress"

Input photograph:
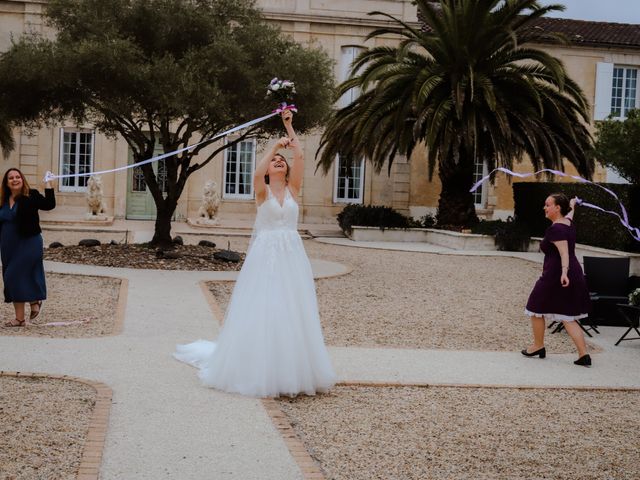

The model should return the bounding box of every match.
[0,201,46,303]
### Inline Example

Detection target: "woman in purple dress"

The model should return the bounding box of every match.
[522,193,592,366]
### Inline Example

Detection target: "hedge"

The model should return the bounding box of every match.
[513,182,640,253]
[337,204,418,235]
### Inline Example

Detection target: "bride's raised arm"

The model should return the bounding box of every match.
[282,111,303,196]
[254,136,289,205]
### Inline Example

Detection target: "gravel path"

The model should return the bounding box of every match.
[0,376,96,480]
[0,273,121,338]
[208,240,583,353]
[277,385,640,480]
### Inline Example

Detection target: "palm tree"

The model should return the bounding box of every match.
[317,0,594,227]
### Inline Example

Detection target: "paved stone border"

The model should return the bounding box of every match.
[262,398,327,480]
[199,280,226,323]
[338,380,640,392]
[0,371,112,480]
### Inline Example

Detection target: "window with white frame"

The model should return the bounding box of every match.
[223,138,256,199]
[594,62,639,120]
[334,46,366,203]
[59,128,94,191]
[334,155,364,203]
[339,46,365,108]
[472,159,488,208]
[611,66,637,118]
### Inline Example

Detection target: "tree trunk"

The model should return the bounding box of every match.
[436,160,479,228]
[151,201,176,248]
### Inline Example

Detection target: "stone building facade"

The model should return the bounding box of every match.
[1,1,638,225]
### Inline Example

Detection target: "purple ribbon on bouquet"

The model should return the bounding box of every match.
[273,102,298,114]
[470,167,640,242]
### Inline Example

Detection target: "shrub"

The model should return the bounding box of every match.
[420,213,437,228]
[337,204,417,235]
[513,182,640,252]
[471,219,505,236]
[494,217,531,251]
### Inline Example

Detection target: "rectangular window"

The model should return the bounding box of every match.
[611,66,638,118]
[334,155,364,204]
[224,138,256,199]
[472,159,488,208]
[339,46,365,108]
[59,128,94,191]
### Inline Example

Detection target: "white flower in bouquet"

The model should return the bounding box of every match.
[266,77,297,110]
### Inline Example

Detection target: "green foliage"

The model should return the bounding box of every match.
[471,219,505,236]
[594,109,640,185]
[337,204,418,235]
[420,213,437,228]
[316,0,594,228]
[493,217,531,252]
[513,182,640,253]
[0,0,334,244]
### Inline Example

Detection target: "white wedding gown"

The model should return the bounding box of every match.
[174,185,336,397]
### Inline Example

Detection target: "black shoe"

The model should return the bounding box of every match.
[521,347,546,358]
[574,354,591,367]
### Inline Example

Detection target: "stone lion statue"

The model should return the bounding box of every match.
[197,180,221,223]
[86,175,107,217]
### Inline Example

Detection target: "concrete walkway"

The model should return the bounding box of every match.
[0,237,639,479]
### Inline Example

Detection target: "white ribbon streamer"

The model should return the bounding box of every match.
[44,111,280,182]
[471,167,640,242]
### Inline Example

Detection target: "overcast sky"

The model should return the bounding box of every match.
[539,0,640,24]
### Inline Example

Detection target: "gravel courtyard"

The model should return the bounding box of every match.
[209,240,583,353]
[1,237,617,480]
[277,385,640,480]
[0,273,122,337]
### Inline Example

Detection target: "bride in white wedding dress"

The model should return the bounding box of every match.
[174,111,336,398]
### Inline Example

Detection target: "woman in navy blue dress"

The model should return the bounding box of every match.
[1,168,55,326]
[522,193,592,366]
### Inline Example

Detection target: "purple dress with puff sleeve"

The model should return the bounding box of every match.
[525,219,591,321]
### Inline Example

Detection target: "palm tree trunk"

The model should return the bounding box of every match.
[436,161,479,228]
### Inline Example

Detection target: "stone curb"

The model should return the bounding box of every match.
[0,371,112,480]
[262,398,327,480]
[336,380,640,392]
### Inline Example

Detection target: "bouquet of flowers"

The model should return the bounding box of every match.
[630,287,640,306]
[266,77,298,113]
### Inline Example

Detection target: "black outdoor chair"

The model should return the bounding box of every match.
[548,315,598,337]
[583,256,631,327]
[615,304,640,346]
[549,256,637,336]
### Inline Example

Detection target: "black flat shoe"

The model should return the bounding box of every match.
[574,354,591,367]
[521,347,546,358]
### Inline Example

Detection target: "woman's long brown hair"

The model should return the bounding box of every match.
[264,153,290,185]
[0,168,30,206]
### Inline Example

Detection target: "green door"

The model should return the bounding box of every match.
[126,146,168,220]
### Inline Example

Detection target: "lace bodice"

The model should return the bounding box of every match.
[253,185,298,233]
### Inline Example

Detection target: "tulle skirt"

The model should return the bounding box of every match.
[174,229,336,398]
